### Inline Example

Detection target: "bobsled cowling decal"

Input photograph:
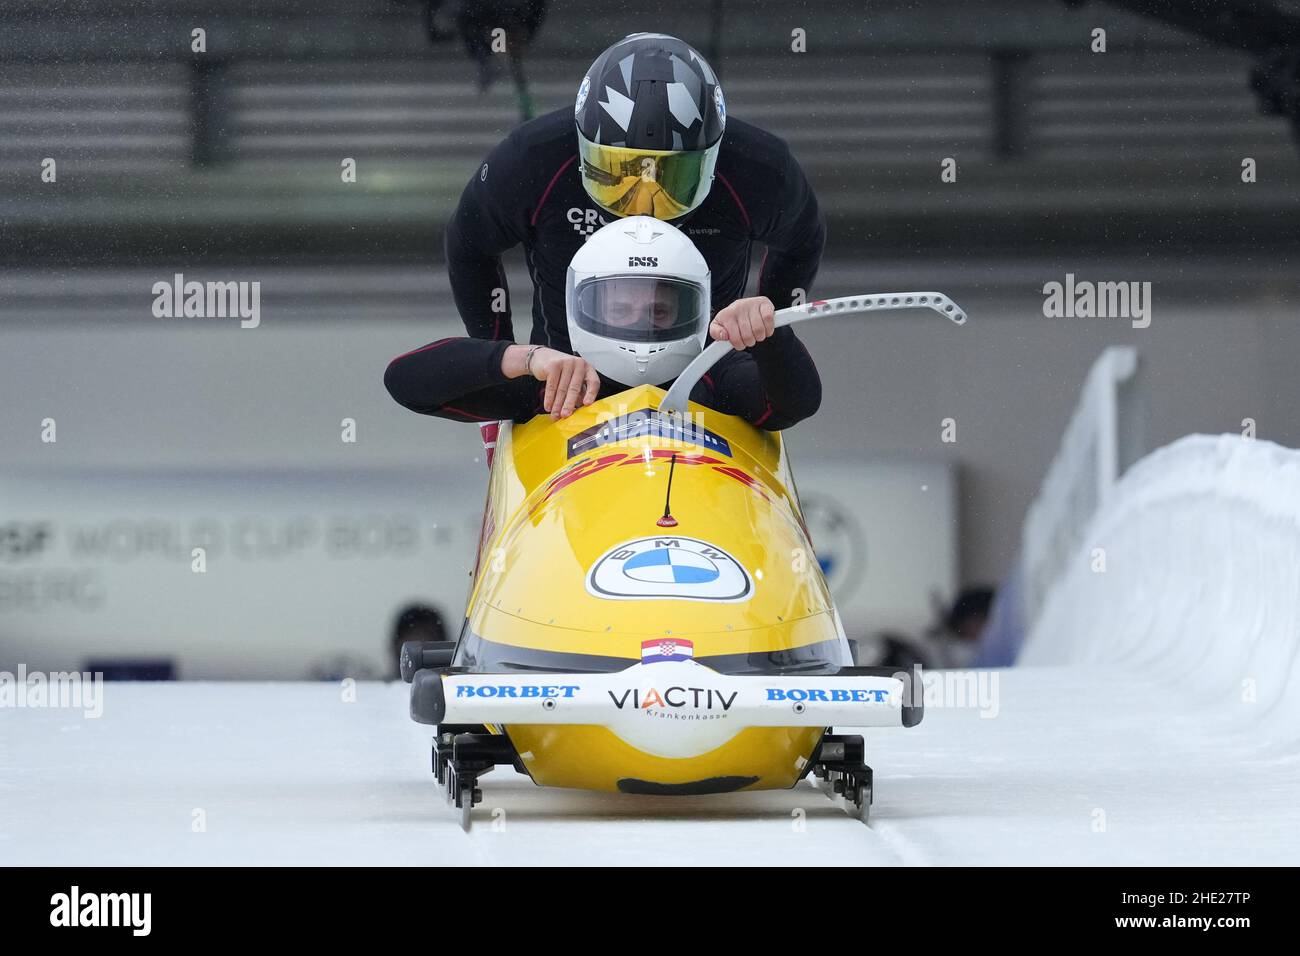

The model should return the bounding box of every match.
[642,638,694,663]
[587,536,753,602]
[526,450,769,518]
[566,408,732,459]
[454,683,581,700]
[765,687,890,703]
[608,684,737,719]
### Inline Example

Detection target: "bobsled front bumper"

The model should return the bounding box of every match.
[410,660,923,730]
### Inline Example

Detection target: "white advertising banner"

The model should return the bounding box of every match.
[0,468,485,679]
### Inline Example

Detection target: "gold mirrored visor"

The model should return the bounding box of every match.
[578,139,718,220]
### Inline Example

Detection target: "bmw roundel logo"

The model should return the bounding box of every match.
[587,536,752,602]
[714,85,726,123]
[575,75,591,115]
[622,547,719,585]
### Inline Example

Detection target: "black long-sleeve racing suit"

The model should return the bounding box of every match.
[385,328,821,430]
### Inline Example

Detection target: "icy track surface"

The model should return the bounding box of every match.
[1,669,1296,866]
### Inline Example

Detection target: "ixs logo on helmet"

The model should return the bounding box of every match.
[587,536,752,602]
[627,256,658,267]
[608,685,737,720]
[765,688,891,704]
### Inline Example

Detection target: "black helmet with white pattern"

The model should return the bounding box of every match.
[575,33,726,221]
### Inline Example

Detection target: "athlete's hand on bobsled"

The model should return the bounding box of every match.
[504,345,601,419]
[709,296,776,349]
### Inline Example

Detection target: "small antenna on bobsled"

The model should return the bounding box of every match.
[656,453,679,528]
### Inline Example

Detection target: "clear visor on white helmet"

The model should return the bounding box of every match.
[571,275,706,344]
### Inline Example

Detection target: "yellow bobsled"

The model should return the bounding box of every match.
[401,293,966,828]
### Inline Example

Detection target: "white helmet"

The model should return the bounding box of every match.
[565,216,711,387]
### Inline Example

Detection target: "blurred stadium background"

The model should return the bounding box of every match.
[2,0,1299,678]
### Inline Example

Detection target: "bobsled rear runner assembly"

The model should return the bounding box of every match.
[403,293,963,830]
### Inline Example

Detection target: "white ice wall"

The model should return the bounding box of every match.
[1022,434,1300,747]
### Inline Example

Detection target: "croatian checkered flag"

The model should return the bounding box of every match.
[641,639,695,664]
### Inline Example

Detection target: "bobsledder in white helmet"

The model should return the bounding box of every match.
[565,215,711,388]
[386,215,823,431]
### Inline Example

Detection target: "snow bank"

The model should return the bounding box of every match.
[1022,434,1300,747]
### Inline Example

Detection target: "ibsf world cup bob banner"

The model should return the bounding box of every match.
[0,467,484,679]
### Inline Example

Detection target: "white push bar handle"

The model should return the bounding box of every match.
[415,662,913,729]
[659,291,967,416]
